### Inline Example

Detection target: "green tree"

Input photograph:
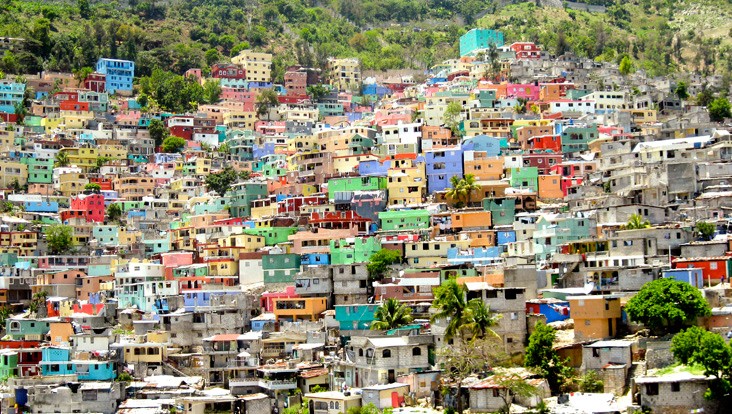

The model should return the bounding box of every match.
[54,151,69,168]
[204,48,220,66]
[256,88,279,121]
[366,248,402,280]
[625,278,711,335]
[46,224,75,254]
[204,166,240,197]
[696,221,716,241]
[697,88,715,107]
[675,81,689,100]
[709,97,732,122]
[148,118,169,148]
[461,174,481,206]
[577,370,604,393]
[84,183,101,192]
[106,203,123,222]
[371,298,414,331]
[431,277,498,342]
[73,66,93,86]
[77,0,91,19]
[463,298,500,339]
[525,322,574,394]
[625,213,650,230]
[672,326,732,400]
[0,306,11,328]
[202,79,222,104]
[446,175,467,207]
[306,84,329,102]
[619,55,633,76]
[491,371,539,414]
[443,101,463,136]
[95,156,110,171]
[162,136,186,153]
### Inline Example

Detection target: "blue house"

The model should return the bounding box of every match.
[301,253,330,266]
[358,159,391,177]
[95,58,135,94]
[425,147,463,194]
[462,135,503,156]
[24,201,59,213]
[40,348,115,380]
[362,84,391,98]
[0,80,25,114]
[183,290,241,311]
[526,299,570,323]
[447,247,503,266]
[496,230,517,245]
[663,268,704,289]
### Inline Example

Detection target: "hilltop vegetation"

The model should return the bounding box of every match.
[0,0,731,83]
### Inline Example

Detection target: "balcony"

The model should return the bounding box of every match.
[258,378,297,390]
[228,377,259,388]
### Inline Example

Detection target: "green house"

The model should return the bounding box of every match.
[508,167,539,192]
[482,198,516,226]
[22,157,54,184]
[561,125,598,154]
[262,253,302,284]
[243,227,297,246]
[0,351,18,378]
[330,237,382,265]
[228,182,269,218]
[328,176,387,201]
[478,90,497,108]
[5,318,51,340]
[378,209,431,232]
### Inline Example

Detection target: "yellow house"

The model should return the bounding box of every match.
[207,259,238,277]
[251,200,279,220]
[568,296,622,342]
[223,111,257,129]
[404,239,471,266]
[58,147,97,170]
[60,110,94,129]
[332,154,378,176]
[42,117,63,134]
[288,135,319,153]
[217,233,265,253]
[57,172,88,198]
[387,159,426,206]
[122,343,166,363]
[119,229,142,247]
[327,58,361,93]
[0,129,14,151]
[231,50,273,83]
[98,144,128,161]
[0,160,28,187]
[9,231,37,257]
[183,157,212,176]
[273,297,328,322]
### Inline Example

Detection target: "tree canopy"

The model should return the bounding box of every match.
[709,97,732,122]
[672,326,732,400]
[524,322,574,394]
[162,136,187,153]
[204,166,240,197]
[366,248,401,280]
[431,277,499,342]
[148,118,169,148]
[46,224,75,254]
[625,278,711,334]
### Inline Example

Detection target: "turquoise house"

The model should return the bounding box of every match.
[6,318,51,340]
[262,253,301,284]
[482,198,516,226]
[335,304,377,330]
[509,167,539,192]
[41,348,115,380]
[92,225,120,246]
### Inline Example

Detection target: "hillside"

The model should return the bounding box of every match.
[0,0,731,83]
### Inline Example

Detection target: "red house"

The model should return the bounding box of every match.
[309,211,372,234]
[211,63,246,79]
[528,135,562,153]
[522,153,563,175]
[84,73,106,93]
[69,192,106,223]
[673,257,730,285]
[509,42,542,59]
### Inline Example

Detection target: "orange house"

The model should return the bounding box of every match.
[459,230,496,248]
[673,257,730,285]
[537,175,564,200]
[568,295,621,341]
[273,297,328,322]
[451,210,492,231]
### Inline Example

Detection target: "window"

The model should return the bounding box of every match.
[382,349,391,358]
[412,347,422,356]
[671,382,680,392]
[711,262,718,270]
[645,383,659,396]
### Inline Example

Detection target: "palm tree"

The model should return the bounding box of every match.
[432,278,499,342]
[462,174,481,206]
[371,298,414,331]
[54,151,69,168]
[446,175,467,206]
[463,298,500,339]
[431,277,470,341]
[625,213,650,230]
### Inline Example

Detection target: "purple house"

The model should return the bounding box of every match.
[425,147,464,194]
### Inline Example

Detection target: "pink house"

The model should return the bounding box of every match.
[506,83,541,101]
[261,286,299,312]
[161,251,195,280]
